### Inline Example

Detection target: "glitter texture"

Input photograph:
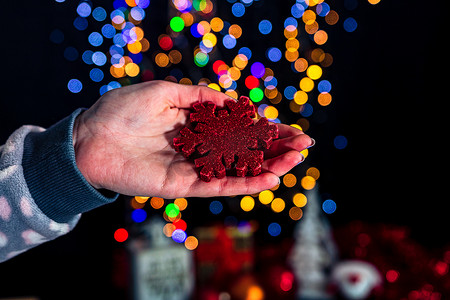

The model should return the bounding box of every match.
[173,96,279,182]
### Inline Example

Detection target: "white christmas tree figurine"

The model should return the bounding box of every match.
[288,185,337,299]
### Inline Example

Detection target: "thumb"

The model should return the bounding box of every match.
[172,83,235,109]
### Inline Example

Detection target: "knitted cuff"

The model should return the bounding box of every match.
[22,109,118,223]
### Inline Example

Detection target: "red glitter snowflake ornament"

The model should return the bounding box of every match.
[173,96,279,182]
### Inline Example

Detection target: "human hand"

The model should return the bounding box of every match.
[73,80,313,198]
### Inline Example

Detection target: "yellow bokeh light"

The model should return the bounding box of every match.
[125,0,137,7]
[246,285,264,300]
[197,20,211,35]
[284,27,298,39]
[311,48,325,63]
[264,106,279,120]
[168,50,182,64]
[368,0,381,4]
[163,223,176,237]
[325,10,339,25]
[125,63,140,77]
[314,30,328,45]
[229,24,243,38]
[286,39,300,51]
[289,207,303,221]
[233,54,248,70]
[290,124,302,131]
[184,236,199,250]
[155,53,170,67]
[306,167,321,180]
[305,21,319,35]
[135,196,149,204]
[289,101,301,113]
[307,65,323,80]
[285,50,299,62]
[294,58,308,72]
[228,66,241,81]
[174,198,188,211]
[293,193,307,207]
[150,197,164,209]
[130,27,144,41]
[259,190,274,205]
[302,10,316,25]
[271,198,285,213]
[301,175,316,190]
[179,78,193,85]
[140,38,150,52]
[283,173,297,188]
[127,41,142,54]
[130,198,145,209]
[110,65,125,78]
[300,148,309,159]
[202,32,217,48]
[294,90,308,105]
[318,92,332,106]
[208,83,221,91]
[321,53,333,67]
[300,77,314,92]
[180,12,194,27]
[241,196,255,212]
[225,89,238,99]
[210,17,224,32]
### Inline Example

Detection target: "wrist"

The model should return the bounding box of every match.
[72,112,101,190]
[22,109,118,223]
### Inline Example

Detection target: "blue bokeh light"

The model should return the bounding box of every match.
[92,7,107,21]
[300,103,313,117]
[89,68,104,82]
[172,229,187,243]
[268,222,281,237]
[88,32,103,47]
[232,3,245,17]
[77,2,91,17]
[223,34,237,49]
[64,47,78,61]
[322,199,337,214]
[284,86,297,100]
[238,47,252,59]
[131,209,147,223]
[92,51,107,66]
[49,29,64,44]
[101,24,116,38]
[343,17,358,32]
[67,79,82,93]
[334,135,348,149]
[267,47,282,62]
[73,17,88,31]
[250,62,265,78]
[318,80,332,93]
[258,20,272,35]
[209,200,223,215]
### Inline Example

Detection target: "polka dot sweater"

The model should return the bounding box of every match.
[0,109,118,262]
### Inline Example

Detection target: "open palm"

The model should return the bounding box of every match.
[73,80,313,198]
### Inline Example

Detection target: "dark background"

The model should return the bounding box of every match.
[0,0,447,298]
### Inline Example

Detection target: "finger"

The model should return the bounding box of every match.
[276,123,304,138]
[187,172,280,197]
[172,83,234,109]
[265,133,312,159]
[262,150,304,177]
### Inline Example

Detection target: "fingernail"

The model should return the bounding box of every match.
[308,138,316,148]
[297,153,305,165]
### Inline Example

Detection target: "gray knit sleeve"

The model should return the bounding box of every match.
[0,126,80,263]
